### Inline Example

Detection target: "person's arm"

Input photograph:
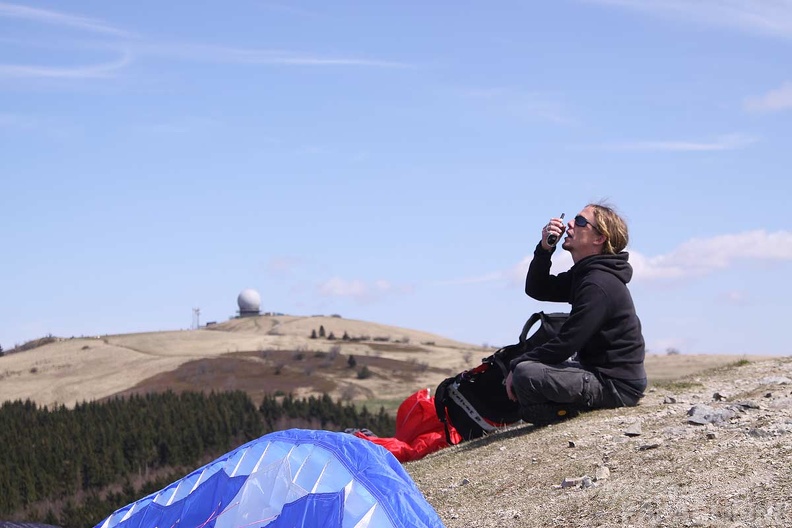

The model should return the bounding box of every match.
[511,281,609,368]
[525,243,572,302]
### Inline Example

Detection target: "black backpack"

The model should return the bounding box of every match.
[434,311,568,444]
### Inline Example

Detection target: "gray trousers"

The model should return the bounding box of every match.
[511,360,620,410]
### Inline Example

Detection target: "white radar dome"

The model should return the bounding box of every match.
[237,289,261,313]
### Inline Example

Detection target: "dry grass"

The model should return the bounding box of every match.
[0,315,481,411]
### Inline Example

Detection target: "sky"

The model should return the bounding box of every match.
[1,1,791,357]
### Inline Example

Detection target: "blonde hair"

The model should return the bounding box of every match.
[588,202,629,254]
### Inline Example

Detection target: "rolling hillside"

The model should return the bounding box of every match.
[0,314,486,411]
[0,313,772,413]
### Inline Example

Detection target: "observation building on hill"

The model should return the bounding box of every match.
[237,288,261,317]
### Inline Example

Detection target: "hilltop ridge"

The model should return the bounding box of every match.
[0,314,485,410]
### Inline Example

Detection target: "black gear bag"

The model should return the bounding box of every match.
[434,311,568,444]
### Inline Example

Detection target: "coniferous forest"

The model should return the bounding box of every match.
[0,391,395,528]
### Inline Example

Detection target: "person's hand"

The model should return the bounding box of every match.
[505,371,517,402]
[541,216,567,251]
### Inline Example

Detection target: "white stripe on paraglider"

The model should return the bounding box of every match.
[311,458,333,493]
[291,444,312,484]
[353,503,378,528]
[190,467,209,493]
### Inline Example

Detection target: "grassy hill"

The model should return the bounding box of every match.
[1,314,788,526]
[0,314,487,412]
[0,313,774,414]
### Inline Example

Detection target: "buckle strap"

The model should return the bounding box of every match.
[447,382,498,433]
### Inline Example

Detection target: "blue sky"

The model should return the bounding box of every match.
[1,1,791,356]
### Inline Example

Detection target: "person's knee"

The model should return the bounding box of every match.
[512,361,544,386]
[511,361,546,403]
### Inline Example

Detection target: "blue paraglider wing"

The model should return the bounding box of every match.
[95,428,443,528]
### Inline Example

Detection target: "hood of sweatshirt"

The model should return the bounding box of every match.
[571,251,633,284]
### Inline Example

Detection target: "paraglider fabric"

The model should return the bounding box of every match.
[94,428,443,528]
[353,389,461,462]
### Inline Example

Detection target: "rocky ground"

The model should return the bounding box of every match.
[407,356,792,528]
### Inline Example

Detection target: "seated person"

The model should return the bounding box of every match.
[505,202,646,424]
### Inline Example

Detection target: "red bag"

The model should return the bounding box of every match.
[353,388,461,462]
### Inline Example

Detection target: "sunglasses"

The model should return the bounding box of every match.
[574,215,600,233]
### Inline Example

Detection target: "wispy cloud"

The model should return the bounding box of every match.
[597,133,757,152]
[504,253,575,286]
[583,0,792,39]
[0,2,132,37]
[0,3,405,85]
[318,277,414,303]
[0,3,132,81]
[134,42,409,67]
[436,252,574,289]
[441,229,791,290]
[0,52,130,79]
[745,81,792,112]
[631,230,792,280]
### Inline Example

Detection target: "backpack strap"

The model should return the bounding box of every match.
[487,346,514,380]
[487,312,548,379]
[434,376,457,445]
[446,382,498,435]
[518,311,545,344]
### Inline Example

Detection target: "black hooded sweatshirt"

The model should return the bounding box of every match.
[510,243,647,392]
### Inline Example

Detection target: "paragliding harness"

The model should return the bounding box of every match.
[434,311,568,444]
